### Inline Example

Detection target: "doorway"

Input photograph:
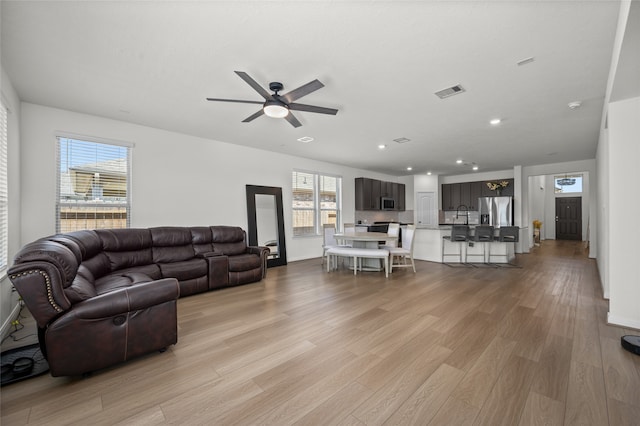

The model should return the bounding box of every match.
[556,197,582,240]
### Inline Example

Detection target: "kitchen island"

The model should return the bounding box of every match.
[413,225,516,264]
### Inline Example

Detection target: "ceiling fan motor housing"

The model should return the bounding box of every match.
[269,82,284,93]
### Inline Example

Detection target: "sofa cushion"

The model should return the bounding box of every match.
[78,252,112,281]
[65,274,98,303]
[158,258,207,282]
[95,272,154,295]
[211,226,247,256]
[228,253,262,272]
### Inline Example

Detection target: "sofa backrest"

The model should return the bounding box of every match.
[211,226,247,256]
[150,227,195,263]
[190,227,215,255]
[95,229,154,272]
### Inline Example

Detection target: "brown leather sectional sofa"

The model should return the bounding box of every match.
[8,226,269,377]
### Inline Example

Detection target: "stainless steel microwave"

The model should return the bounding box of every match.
[381,197,395,210]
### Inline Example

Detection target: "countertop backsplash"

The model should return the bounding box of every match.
[440,210,480,225]
[355,210,414,225]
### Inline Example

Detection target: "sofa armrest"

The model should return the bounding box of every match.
[69,278,179,320]
[247,246,269,278]
[203,254,229,289]
[8,262,72,329]
[247,246,267,256]
[196,251,222,258]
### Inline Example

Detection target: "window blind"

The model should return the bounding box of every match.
[0,101,8,271]
[56,137,131,232]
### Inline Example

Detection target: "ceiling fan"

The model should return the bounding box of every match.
[206,71,338,128]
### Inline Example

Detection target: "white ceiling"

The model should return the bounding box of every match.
[1,1,624,176]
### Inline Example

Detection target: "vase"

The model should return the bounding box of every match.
[495,189,502,196]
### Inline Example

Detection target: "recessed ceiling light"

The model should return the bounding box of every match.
[297,136,314,143]
[568,101,582,110]
[406,166,412,171]
[490,118,501,125]
[472,165,479,171]
[456,159,463,164]
[378,144,387,149]
[427,171,432,176]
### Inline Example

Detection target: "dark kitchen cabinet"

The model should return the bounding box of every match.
[396,183,406,211]
[380,181,393,198]
[356,178,405,211]
[355,178,381,210]
[442,183,462,210]
[460,183,471,209]
[468,182,482,210]
[442,184,453,210]
[443,180,513,210]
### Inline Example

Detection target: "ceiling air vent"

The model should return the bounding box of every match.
[435,84,465,99]
[393,137,411,144]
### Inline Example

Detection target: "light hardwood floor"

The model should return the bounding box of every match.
[1,240,639,425]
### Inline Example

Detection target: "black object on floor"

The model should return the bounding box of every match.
[1,343,49,386]
[621,335,640,356]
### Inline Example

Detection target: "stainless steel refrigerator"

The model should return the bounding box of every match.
[478,196,513,227]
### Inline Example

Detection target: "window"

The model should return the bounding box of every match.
[292,171,341,237]
[0,100,8,272]
[554,174,583,193]
[56,136,131,233]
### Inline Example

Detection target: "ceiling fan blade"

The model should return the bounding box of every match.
[289,103,339,115]
[284,112,302,128]
[235,71,272,100]
[206,98,264,105]
[242,109,265,123]
[281,79,324,103]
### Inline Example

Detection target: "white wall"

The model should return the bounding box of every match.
[607,96,640,329]
[528,175,546,247]
[596,126,609,299]
[1,66,23,333]
[18,103,405,262]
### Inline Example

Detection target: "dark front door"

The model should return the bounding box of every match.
[556,197,582,240]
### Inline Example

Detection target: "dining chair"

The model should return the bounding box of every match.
[343,223,355,233]
[388,225,416,273]
[380,223,400,248]
[322,223,350,265]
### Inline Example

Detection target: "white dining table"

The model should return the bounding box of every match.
[333,232,397,271]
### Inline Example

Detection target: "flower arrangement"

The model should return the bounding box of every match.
[486,181,509,191]
[532,219,543,229]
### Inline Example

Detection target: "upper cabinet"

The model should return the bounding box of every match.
[355,178,405,211]
[355,177,379,210]
[442,179,514,210]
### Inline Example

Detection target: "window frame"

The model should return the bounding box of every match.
[55,134,133,233]
[292,170,342,237]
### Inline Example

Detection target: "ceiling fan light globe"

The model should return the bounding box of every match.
[263,103,289,118]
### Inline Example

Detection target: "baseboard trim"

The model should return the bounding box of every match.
[607,312,640,331]
[1,302,22,341]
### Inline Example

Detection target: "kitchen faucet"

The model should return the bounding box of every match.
[456,204,469,225]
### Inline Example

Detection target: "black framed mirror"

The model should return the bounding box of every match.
[246,185,287,267]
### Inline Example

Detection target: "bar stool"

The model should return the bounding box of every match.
[489,226,519,266]
[466,225,494,265]
[442,225,470,265]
